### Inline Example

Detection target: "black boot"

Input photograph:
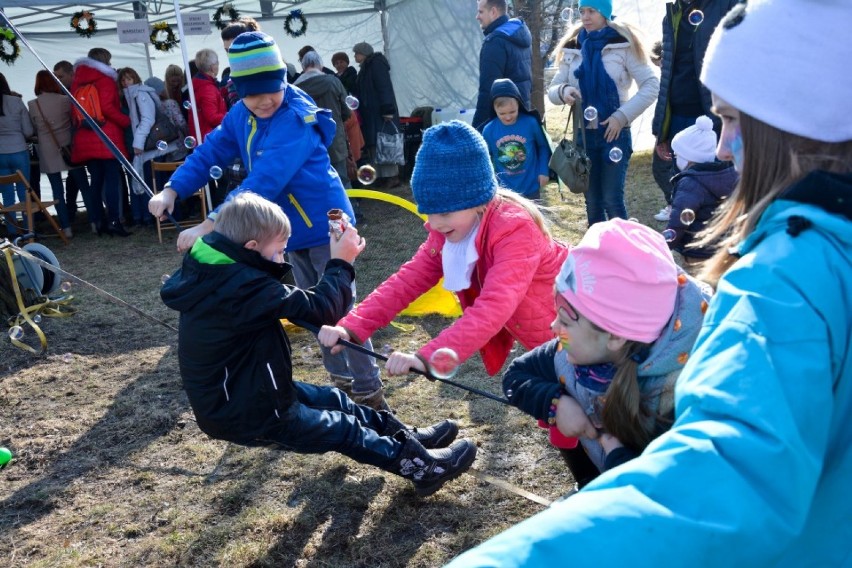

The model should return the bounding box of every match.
[390,431,477,497]
[107,221,132,237]
[558,446,600,489]
[379,411,458,449]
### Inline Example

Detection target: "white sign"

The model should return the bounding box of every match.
[181,13,212,36]
[116,19,151,44]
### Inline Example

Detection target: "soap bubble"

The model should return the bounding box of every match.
[688,10,705,25]
[429,347,460,379]
[345,95,360,110]
[182,100,192,110]
[8,326,23,341]
[156,140,169,152]
[32,314,42,324]
[61,352,73,363]
[662,229,677,243]
[560,7,574,22]
[183,136,197,150]
[209,165,223,180]
[381,343,393,357]
[356,164,377,185]
[583,106,598,122]
[609,147,624,162]
[61,281,72,293]
[679,209,696,226]
[161,274,170,285]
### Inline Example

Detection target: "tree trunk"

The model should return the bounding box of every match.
[514,0,545,116]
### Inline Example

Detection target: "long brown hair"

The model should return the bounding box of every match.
[552,20,648,64]
[601,340,663,453]
[697,113,852,285]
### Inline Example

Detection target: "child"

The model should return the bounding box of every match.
[665,115,737,262]
[149,32,386,413]
[504,218,710,487]
[481,78,552,200]
[448,0,852,564]
[160,192,477,497]
[319,120,570,379]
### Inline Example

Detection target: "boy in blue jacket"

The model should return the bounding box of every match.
[149,31,388,412]
[481,79,552,200]
[160,192,477,498]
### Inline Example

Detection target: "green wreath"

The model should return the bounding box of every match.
[0,28,20,65]
[70,10,97,38]
[212,3,240,30]
[284,9,308,37]
[150,22,180,52]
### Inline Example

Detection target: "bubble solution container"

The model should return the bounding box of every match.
[431,108,456,125]
[456,109,476,125]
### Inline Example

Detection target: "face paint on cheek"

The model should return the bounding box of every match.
[730,125,744,172]
[556,331,571,353]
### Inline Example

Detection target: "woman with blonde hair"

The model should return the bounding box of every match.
[547,0,657,225]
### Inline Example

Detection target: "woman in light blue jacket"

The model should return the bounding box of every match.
[447,0,852,565]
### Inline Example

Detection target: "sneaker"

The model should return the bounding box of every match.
[391,432,478,497]
[653,205,672,222]
[379,411,459,449]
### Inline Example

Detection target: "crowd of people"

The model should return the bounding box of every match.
[3,0,849,564]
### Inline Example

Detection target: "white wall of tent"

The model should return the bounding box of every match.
[0,0,664,148]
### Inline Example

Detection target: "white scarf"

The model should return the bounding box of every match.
[442,218,481,291]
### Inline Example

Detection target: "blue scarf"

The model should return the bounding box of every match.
[574,27,622,122]
[574,362,617,393]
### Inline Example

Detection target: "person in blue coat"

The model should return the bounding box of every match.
[473,0,532,130]
[447,0,852,565]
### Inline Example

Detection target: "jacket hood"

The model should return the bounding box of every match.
[285,84,337,149]
[293,70,335,97]
[737,170,852,257]
[637,270,713,379]
[361,52,391,72]
[489,78,527,109]
[161,232,291,313]
[73,57,118,83]
[125,83,157,99]
[671,162,738,200]
[485,16,532,48]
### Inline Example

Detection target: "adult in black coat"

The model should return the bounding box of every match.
[353,41,401,186]
[332,52,359,96]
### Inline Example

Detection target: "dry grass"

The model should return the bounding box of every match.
[1,133,667,566]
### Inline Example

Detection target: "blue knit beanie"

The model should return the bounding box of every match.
[411,120,497,214]
[228,32,287,98]
[579,0,613,20]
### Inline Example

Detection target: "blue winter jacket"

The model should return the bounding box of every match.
[446,170,852,566]
[473,15,532,130]
[167,84,355,252]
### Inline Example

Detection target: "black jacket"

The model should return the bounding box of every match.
[160,232,355,444]
[356,52,400,148]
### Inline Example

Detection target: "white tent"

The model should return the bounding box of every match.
[0,0,664,144]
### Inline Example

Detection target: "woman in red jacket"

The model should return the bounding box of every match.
[320,120,570,378]
[188,48,226,142]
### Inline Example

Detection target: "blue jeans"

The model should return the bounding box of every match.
[46,172,71,229]
[255,382,400,468]
[67,166,104,226]
[289,244,383,394]
[87,159,122,224]
[580,127,633,225]
[0,150,31,234]
[652,114,701,204]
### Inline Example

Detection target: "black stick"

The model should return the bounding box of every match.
[293,320,512,406]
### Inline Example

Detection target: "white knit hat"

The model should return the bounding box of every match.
[701,0,852,143]
[671,116,717,166]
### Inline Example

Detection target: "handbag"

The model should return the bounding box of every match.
[139,92,180,152]
[376,120,405,166]
[549,101,591,194]
[34,99,75,168]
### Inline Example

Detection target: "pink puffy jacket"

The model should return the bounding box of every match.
[340,196,570,375]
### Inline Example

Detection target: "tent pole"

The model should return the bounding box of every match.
[171,0,212,210]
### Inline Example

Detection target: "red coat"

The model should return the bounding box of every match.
[189,73,226,141]
[70,58,130,163]
[340,197,570,375]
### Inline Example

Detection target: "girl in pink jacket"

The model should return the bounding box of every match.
[319,120,570,377]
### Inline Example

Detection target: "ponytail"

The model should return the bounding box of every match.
[601,340,655,453]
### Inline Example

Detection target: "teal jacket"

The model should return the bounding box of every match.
[447,171,852,567]
[167,84,354,252]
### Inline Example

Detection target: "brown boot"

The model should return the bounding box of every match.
[351,387,392,412]
[329,374,353,396]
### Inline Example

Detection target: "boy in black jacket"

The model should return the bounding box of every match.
[160,192,476,497]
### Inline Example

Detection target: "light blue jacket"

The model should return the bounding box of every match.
[447,171,852,567]
[168,84,354,252]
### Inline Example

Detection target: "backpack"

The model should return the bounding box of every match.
[72,83,106,129]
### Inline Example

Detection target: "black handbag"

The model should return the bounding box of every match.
[376,120,405,166]
[139,92,179,151]
[549,101,591,194]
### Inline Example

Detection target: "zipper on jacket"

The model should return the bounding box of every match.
[246,115,258,170]
[289,194,313,228]
[266,363,281,419]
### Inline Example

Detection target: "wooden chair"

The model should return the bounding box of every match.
[150,161,209,244]
[0,169,69,245]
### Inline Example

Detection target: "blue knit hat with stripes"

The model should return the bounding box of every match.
[228,32,287,98]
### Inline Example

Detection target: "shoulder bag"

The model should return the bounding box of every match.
[548,100,591,194]
[34,99,75,168]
